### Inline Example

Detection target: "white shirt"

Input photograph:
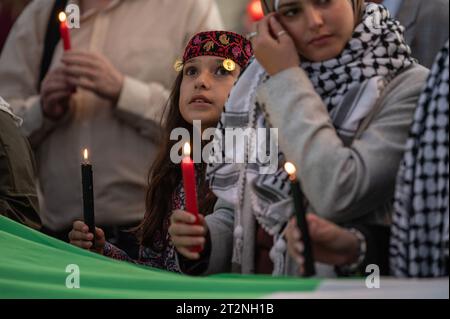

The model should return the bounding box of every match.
[383,0,404,18]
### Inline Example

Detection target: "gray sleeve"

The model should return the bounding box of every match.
[256,66,429,224]
[203,197,235,275]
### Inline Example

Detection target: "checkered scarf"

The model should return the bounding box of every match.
[390,41,449,278]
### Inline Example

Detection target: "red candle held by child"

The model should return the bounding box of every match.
[181,143,199,221]
[181,143,202,253]
[59,12,71,51]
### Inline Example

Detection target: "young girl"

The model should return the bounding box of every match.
[68,31,253,272]
[170,0,430,276]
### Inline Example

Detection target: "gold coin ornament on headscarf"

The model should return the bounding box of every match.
[223,59,236,71]
[174,59,184,72]
[219,34,230,45]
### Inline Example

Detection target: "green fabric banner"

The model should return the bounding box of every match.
[0,216,320,299]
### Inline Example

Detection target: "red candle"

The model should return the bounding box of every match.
[59,12,71,51]
[181,143,199,220]
[181,143,202,253]
[247,0,265,22]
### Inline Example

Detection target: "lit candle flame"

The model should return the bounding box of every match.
[59,12,67,23]
[183,143,191,157]
[284,162,297,181]
[83,149,89,162]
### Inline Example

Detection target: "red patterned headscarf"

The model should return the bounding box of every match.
[175,31,253,72]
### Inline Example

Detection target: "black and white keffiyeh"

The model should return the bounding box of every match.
[207,4,415,275]
[390,41,449,278]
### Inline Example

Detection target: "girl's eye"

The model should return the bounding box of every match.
[184,66,198,76]
[280,7,301,17]
[215,66,231,76]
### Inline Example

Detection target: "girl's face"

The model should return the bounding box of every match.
[276,0,355,62]
[179,56,241,129]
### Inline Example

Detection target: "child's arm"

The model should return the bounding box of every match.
[103,240,182,272]
[103,242,134,262]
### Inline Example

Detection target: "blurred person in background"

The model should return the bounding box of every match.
[0,95,40,230]
[368,0,449,68]
[0,0,31,52]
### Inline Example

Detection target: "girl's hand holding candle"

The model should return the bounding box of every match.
[69,220,106,255]
[169,210,208,260]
